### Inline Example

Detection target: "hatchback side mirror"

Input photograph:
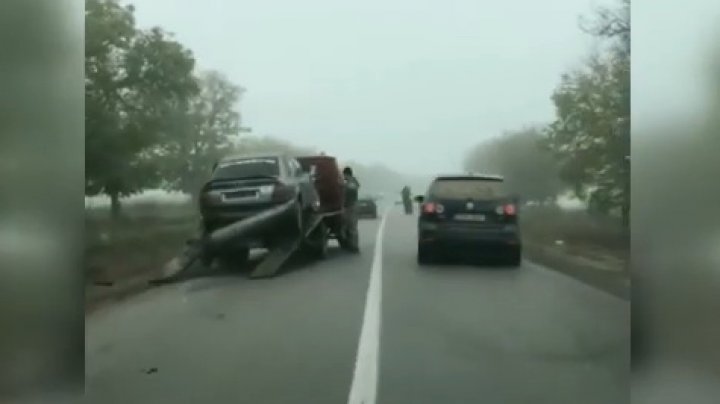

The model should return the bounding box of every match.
[414,195,424,203]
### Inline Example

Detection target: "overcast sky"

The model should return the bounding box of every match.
[130,0,614,175]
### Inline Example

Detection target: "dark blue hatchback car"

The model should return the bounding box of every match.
[415,174,521,266]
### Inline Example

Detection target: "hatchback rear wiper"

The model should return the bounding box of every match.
[214,175,278,181]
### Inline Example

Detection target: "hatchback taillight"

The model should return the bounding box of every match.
[422,202,444,215]
[496,203,517,216]
[422,202,435,214]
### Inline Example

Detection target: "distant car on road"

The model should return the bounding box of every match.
[199,153,320,257]
[356,196,378,219]
[415,174,521,266]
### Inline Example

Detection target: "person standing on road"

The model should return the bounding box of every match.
[342,166,360,253]
[401,186,413,214]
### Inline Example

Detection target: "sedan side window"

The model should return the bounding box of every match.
[281,157,293,177]
[290,159,302,177]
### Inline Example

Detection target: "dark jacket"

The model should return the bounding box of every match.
[344,175,360,207]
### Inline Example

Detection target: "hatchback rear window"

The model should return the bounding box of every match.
[212,157,280,180]
[429,179,508,199]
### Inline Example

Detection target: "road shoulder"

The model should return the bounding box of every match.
[524,241,629,300]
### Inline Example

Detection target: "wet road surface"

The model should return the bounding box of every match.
[86,209,629,404]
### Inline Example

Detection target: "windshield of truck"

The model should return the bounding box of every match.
[212,157,280,180]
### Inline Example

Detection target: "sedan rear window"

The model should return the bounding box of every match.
[212,157,280,180]
[429,179,508,199]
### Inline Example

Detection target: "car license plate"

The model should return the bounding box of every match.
[222,190,257,200]
[454,213,485,222]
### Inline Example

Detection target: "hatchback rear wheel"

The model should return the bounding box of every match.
[507,247,522,267]
[417,244,434,265]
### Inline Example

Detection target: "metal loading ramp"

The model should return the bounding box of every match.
[149,201,347,285]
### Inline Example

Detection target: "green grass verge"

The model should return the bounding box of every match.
[86,203,198,283]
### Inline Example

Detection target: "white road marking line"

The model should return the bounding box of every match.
[347,208,391,404]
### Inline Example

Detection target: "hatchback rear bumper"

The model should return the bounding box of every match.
[418,221,521,249]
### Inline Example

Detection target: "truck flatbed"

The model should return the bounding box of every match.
[150,206,346,284]
[149,153,353,285]
[249,209,341,278]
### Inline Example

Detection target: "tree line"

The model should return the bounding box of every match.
[464,0,630,226]
[84,0,420,218]
[85,0,245,217]
[87,0,630,225]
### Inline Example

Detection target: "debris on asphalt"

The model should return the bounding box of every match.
[144,367,158,375]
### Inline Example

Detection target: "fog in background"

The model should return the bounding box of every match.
[128,0,610,176]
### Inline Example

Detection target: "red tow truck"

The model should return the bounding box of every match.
[151,154,355,283]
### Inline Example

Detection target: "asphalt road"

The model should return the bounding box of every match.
[86,208,629,404]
